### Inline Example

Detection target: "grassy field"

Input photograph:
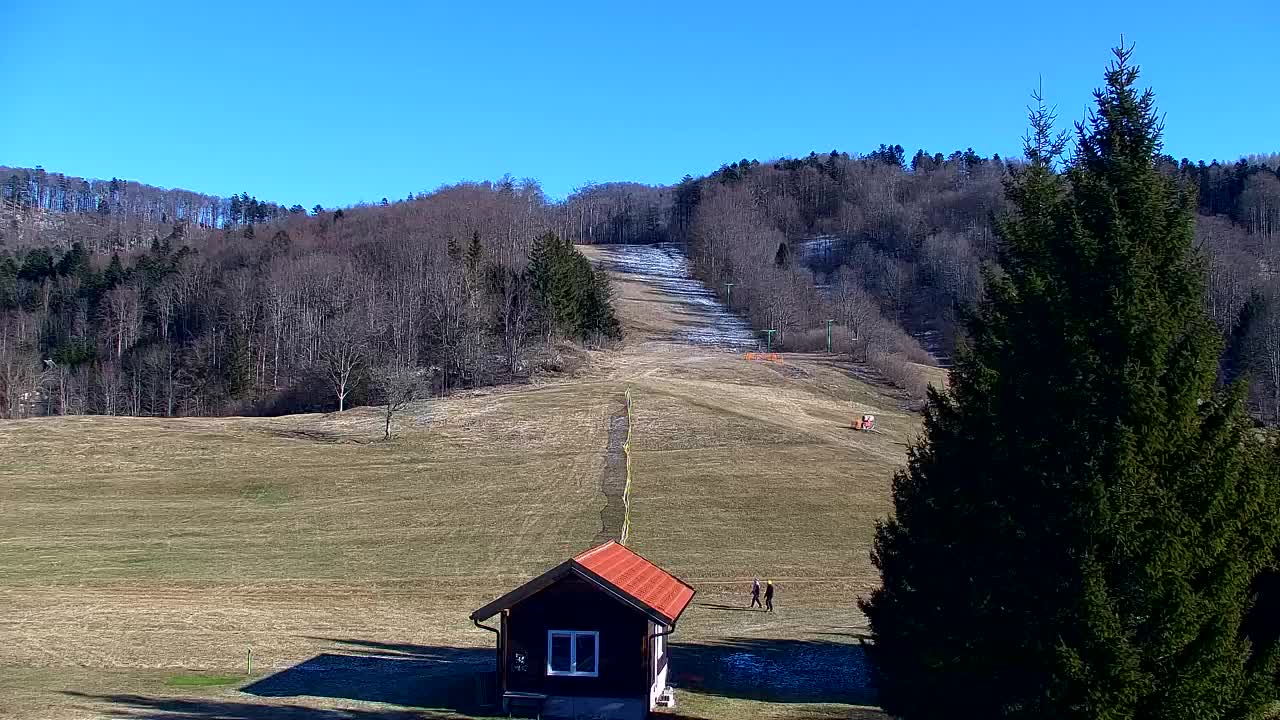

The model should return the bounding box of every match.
[0,246,926,719]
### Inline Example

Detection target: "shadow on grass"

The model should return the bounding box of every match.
[66,637,874,718]
[692,602,764,613]
[64,640,497,719]
[61,692,435,719]
[656,708,885,720]
[670,637,876,706]
[241,639,495,713]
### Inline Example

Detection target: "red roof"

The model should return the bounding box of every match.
[470,540,697,625]
[573,541,695,625]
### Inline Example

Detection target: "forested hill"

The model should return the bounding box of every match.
[0,173,615,418]
[566,148,1280,418]
[2,150,1279,421]
[0,166,303,249]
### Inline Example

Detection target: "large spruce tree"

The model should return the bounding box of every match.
[860,46,1280,719]
[528,232,621,341]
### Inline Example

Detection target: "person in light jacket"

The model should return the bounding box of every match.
[750,578,762,608]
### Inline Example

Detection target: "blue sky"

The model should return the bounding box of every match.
[1,1,1276,207]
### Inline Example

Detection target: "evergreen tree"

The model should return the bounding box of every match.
[527,232,620,342]
[55,242,89,278]
[103,253,125,288]
[528,231,566,338]
[547,237,585,334]
[860,46,1280,720]
[0,255,18,309]
[774,241,790,268]
[586,267,621,339]
[1222,290,1265,388]
[466,231,483,273]
[226,329,254,397]
[911,149,934,172]
[19,248,54,282]
[528,231,555,308]
[868,143,907,168]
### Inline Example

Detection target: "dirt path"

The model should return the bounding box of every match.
[592,399,630,545]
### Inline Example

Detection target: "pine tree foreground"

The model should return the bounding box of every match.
[860,46,1280,720]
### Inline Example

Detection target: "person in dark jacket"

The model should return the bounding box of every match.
[764,580,775,612]
[750,578,762,608]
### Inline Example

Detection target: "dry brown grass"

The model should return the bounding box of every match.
[0,248,925,719]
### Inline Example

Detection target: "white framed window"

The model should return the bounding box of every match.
[547,630,599,677]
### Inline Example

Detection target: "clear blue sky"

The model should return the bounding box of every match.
[2,1,1276,208]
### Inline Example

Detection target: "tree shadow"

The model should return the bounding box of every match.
[670,637,876,706]
[60,692,437,720]
[812,630,873,641]
[656,709,885,720]
[239,639,495,713]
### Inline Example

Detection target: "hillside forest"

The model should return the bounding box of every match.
[1,151,1278,419]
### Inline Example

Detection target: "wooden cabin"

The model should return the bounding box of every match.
[471,541,696,719]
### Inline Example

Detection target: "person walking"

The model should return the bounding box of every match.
[764,580,775,612]
[750,578,762,609]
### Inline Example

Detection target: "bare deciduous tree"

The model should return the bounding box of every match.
[103,285,140,360]
[371,364,435,440]
[320,312,367,412]
[494,266,533,372]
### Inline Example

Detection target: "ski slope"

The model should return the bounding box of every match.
[588,243,759,350]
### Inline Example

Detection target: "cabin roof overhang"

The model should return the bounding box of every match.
[470,542,695,626]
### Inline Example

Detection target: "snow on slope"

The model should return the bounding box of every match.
[590,243,759,350]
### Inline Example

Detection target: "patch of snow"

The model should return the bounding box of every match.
[795,235,840,264]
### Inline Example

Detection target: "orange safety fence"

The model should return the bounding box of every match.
[744,352,784,363]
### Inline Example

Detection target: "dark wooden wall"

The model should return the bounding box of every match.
[504,574,650,698]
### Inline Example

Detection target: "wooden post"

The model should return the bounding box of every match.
[247,647,252,676]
